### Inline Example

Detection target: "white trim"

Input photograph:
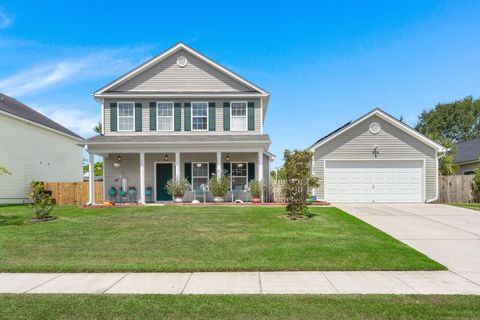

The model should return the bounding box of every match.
[230,101,248,132]
[260,98,264,134]
[323,158,426,203]
[191,101,209,131]
[94,43,269,96]
[455,159,480,165]
[102,156,106,203]
[95,93,268,98]
[0,109,83,141]
[117,101,135,132]
[310,109,447,153]
[156,101,174,132]
[101,99,105,135]
[153,161,174,202]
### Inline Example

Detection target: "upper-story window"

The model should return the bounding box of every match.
[192,102,208,131]
[118,102,135,131]
[231,102,247,131]
[157,102,174,131]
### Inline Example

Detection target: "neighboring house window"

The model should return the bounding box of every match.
[118,102,135,131]
[231,162,247,190]
[464,170,475,175]
[192,162,209,190]
[231,102,247,131]
[192,102,208,131]
[157,102,174,131]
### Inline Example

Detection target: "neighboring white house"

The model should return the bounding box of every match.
[0,93,84,204]
[81,42,273,204]
[310,108,447,203]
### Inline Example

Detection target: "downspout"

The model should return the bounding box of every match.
[427,149,448,203]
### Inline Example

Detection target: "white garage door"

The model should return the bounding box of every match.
[325,160,423,203]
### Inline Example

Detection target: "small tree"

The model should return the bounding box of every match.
[472,165,480,200]
[27,181,55,220]
[93,122,102,134]
[166,178,187,199]
[427,133,458,175]
[209,174,230,198]
[282,149,319,219]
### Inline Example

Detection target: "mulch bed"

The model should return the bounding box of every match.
[81,201,330,208]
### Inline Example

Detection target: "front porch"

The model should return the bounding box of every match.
[87,151,271,205]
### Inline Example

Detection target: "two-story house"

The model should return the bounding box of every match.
[81,43,273,204]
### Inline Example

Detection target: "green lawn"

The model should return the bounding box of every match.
[0,205,443,272]
[1,294,479,320]
[452,203,480,211]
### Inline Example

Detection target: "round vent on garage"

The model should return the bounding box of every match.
[369,122,381,134]
[177,56,188,68]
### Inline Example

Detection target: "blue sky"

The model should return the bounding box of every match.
[1,1,479,168]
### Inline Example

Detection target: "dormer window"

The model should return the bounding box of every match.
[192,102,208,131]
[118,102,135,131]
[231,102,247,131]
[157,102,174,131]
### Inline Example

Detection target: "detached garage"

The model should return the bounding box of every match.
[310,109,446,203]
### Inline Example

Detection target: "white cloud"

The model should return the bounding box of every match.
[30,102,100,138]
[0,48,149,97]
[0,8,13,29]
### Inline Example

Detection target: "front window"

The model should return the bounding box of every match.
[118,102,134,131]
[192,102,208,131]
[157,102,173,131]
[231,162,247,190]
[192,162,209,190]
[231,102,247,131]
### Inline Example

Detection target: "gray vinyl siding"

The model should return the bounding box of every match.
[312,115,437,202]
[114,50,252,92]
[104,98,261,135]
[104,152,265,202]
[456,162,478,175]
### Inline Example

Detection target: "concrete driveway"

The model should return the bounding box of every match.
[337,203,480,285]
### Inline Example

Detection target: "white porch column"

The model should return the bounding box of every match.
[175,151,180,180]
[139,152,145,204]
[258,151,264,202]
[216,151,222,179]
[88,152,95,205]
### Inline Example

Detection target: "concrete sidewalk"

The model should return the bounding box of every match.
[1,271,480,295]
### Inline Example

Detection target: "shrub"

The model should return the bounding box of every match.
[27,181,55,220]
[248,180,262,198]
[209,174,230,197]
[282,149,320,220]
[165,178,187,198]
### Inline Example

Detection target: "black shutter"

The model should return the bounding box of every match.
[208,102,216,131]
[209,163,216,178]
[248,102,255,131]
[184,102,191,131]
[248,162,255,182]
[184,163,192,184]
[110,102,117,132]
[223,163,230,176]
[135,103,142,132]
[149,102,156,130]
[174,102,181,131]
[223,102,230,131]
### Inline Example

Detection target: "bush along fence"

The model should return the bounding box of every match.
[437,175,480,203]
[43,182,104,205]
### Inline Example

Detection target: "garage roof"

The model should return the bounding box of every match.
[309,108,447,153]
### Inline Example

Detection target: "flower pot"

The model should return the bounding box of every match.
[213,196,224,203]
[251,197,261,203]
[173,197,183,203]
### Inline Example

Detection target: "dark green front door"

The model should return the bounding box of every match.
[156,163,173,201]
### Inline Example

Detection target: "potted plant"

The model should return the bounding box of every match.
[248,180,262,203]
[209,174,230,202]
[166,178,187,203]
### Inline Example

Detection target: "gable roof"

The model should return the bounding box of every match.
[454,137,480,164]
[309,108,447,153]
[0,93,83,140]
[94,42,269,97]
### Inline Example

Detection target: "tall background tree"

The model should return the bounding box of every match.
[415,96,480,142]
[93,122,102,134]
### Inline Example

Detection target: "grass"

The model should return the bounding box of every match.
[451,203,480,211]
[0,294,479,320]
[0,205,443,272]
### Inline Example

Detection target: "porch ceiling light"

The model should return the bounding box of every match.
[225,154,230,161]
[164,154,169,161]
[196,163,202,168]
[237,163,244,168]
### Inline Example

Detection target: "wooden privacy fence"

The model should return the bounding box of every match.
[437,175,479,204]
[43,182,104,205]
